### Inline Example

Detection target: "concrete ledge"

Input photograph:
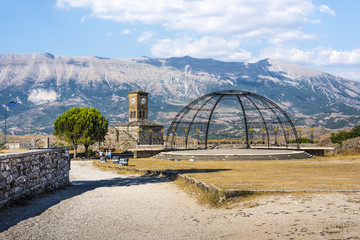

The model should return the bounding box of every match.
[155,149,314,161]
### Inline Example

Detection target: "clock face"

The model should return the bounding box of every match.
[140,97,146,104]
[131,97,135,104]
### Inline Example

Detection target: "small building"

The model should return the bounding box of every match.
[99,90,164,154]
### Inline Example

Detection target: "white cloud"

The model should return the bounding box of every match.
[57,0,360,81]
[319,5,336,17]
[310,19,321,24]
[334,69,360,82]
[56,0,324,61]
[137,31,156,43]
[260,46,315,64]
[57,0,315,37]
[57,0,322,60]
[151,36,253,62]
[120,29,131,35]
[261,46,360,67]
[316,48,360,66]
[268,30,316,44]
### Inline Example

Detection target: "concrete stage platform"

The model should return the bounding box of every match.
[155,149,314,161]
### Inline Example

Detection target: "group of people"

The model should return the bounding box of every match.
[99,149,112,159]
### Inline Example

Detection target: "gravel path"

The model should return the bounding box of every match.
[1,160,360,239]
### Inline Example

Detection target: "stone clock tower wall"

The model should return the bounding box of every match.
[96,89,164,153]
[128,90,148,122]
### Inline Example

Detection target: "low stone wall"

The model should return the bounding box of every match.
[0,148,70,208]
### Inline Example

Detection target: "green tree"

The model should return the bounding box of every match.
[53,107,108,158]
[53,107,82,158]
[330,125,360,145]
[77,107,108,157]
[330,131,351,145]
[350,125,360,138]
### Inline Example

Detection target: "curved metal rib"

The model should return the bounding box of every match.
[204,95,224,149]
[249,92,299,148]
[184,96,216,148]
[235,95,249,148]
[243,95,270,148]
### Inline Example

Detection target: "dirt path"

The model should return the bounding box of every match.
[1,161,360,239]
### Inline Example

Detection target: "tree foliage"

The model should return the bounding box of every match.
[330,125,360,144]
[53,107,108,158]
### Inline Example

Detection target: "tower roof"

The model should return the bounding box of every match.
[128,89,148,94]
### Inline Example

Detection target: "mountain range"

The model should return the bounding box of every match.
[0,53,359,135]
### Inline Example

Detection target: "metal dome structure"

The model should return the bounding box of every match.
[166,90,299,150]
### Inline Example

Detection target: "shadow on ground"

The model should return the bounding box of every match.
[0,175,170,232]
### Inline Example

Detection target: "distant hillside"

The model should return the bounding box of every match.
[0,53,359,135]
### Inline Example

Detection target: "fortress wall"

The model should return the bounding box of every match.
[0,148,70,208]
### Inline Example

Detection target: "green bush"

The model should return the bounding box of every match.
[350,126,360,138]
[331,125,360,144]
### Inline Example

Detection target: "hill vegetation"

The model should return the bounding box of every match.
[330,125,360,144]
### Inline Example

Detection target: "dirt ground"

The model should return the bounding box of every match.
[0,161,359,240]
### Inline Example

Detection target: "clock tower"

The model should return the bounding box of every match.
[128,89,148,122]
[99,89,164,155]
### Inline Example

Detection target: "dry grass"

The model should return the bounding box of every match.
[0,149,30,153]
[173,177,224,207]
[0,134,58,143]
[96,155,360,191]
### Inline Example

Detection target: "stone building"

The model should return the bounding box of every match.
[100,90,164,152]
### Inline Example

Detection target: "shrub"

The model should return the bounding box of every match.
[350,126,360,138]
[330,125,360,144]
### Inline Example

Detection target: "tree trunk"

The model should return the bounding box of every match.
[73,144,78,158]
[84,144,89,158]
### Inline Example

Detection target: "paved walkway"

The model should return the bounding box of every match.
[1,161,360,239]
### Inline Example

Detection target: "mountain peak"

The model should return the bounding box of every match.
[266,58,325,78]
[0,53,359,134]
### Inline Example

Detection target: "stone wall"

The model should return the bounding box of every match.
[96,124,164,152]
[96,126,138,151]
[328,136,360,154]
[138,126,164,146]
[0,148,70,208]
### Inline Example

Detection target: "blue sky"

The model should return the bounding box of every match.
[1,0,360,81]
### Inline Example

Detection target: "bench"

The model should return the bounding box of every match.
[119,158,129,166]
[112,156,120,164]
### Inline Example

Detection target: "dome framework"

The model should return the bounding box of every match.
[166,90,299,150]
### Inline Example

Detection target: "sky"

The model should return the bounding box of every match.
[1,0,360,81]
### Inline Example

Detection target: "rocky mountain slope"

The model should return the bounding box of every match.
[0,53,359,135]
